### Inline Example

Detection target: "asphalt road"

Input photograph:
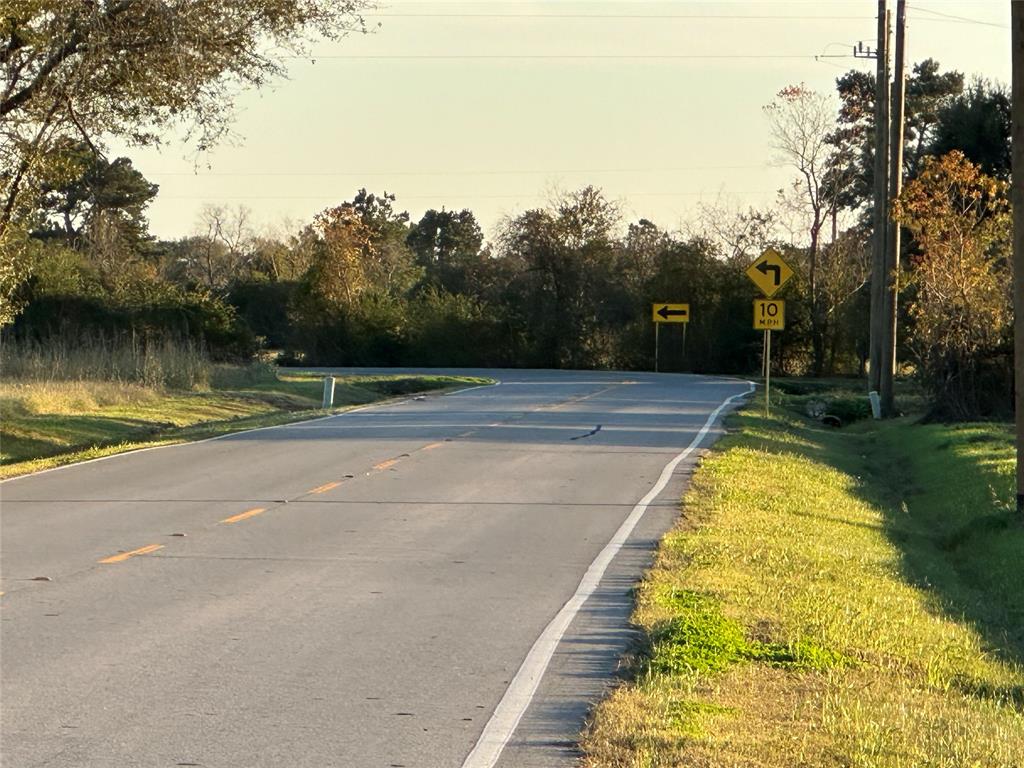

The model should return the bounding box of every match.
[0,369,751,768]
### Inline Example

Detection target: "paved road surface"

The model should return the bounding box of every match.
[1,369,750,767]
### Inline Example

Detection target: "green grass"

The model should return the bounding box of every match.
[647,589,848,676]
[581,392,1024,768]
[0,367,491,478]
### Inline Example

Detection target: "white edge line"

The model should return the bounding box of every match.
[460,380,755,768]
[444,381,501,396]
[0,377,501,485]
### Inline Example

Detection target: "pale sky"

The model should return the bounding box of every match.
[111,0,1012,243]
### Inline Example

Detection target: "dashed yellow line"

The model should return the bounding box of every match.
[98,543,164,564]
[373,459,400,471]
[220,507,267,524]
[421,442,445,451]
[309,481,342,494]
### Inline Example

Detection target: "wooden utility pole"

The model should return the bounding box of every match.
[869,1,890,395]
[880,0,906,417]
[1012,0,1024,517]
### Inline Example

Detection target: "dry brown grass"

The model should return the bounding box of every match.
[0,379,162,417]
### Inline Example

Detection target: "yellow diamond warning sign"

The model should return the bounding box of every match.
[746,248,795,298]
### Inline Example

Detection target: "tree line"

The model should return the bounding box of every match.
[0,0,1012,419]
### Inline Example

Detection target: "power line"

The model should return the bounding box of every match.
[365,13,868,20]
[159,191,778,201]
[146,165,769,177]
[907,5,1009,29]
[285,54,818,60]
[362,8,1004,27]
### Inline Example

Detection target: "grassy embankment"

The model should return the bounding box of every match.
[1,341,489,479]
[582,384,1024,767]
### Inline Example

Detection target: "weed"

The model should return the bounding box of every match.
[648,592,750,675]
[647,589,848,678]
[2,336,210,389]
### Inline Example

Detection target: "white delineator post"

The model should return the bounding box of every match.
[322,376,336,409]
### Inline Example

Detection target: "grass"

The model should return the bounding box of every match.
[3,336,212,389]
[580,391,1024,768]
[0,365,491,478]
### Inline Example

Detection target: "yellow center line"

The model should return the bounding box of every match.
[309,481,342,495]
[220,507,267,524]
[373,459,400,471]
[98,543,164,564]
[421,442,445,451]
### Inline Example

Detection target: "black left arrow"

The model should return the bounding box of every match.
[657,306,688,319]
[757,261,782,285]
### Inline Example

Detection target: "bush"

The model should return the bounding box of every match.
[11,292,257,362]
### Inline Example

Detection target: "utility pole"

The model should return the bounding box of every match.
[868,1,890,395]
[1012,0,1024,517]
[879,0,906,417]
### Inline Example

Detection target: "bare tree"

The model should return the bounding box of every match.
[764,85,852,375]
[186,204,255,292]
[687,199,779,265]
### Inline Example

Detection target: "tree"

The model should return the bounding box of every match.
[285,191,423,365]
[304,204,375,309]
[904,59,967,177]
[687,201,778,265]
[497,187,627,368]
[816,230,872,375]
[931,79,1011,179]
[893,152,1011,418]
[764,84,849,375]
[1,0,371,320]
[831,59,964,212]
[619,218,670,302]
[176,204,256,293]
[27,144,160,295]
[347,189,420,297]
[35,143,158,244]
[407,208,486,295]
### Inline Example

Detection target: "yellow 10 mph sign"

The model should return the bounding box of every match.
[753,299,785,330]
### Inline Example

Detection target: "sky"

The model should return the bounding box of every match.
[110,0,1013,243]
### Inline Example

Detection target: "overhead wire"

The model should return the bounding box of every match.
[158,191,779,201]
[284,53,820,59]
[362,7,1004,27]
[364,13,868,20]
[146,164,770,177]
[906,5,1009,29]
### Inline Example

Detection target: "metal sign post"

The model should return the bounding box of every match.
[654,323,660,373]
[764,330,771,417]
[682,322,688,369]
[652,303,689,373]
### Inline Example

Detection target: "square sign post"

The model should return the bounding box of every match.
[746,250,794,417]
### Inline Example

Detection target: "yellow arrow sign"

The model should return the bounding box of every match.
[746,248,795,298]
[753,299,785,330]
[652,303,690,323]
